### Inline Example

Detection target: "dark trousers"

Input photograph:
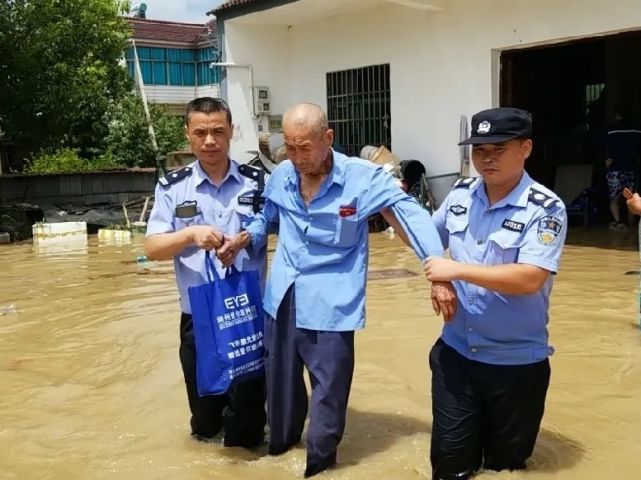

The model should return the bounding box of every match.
[429,339,550,480]
[265,287,355,478]
[179,313,266,448]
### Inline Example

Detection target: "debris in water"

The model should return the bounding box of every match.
[0,304,17,316]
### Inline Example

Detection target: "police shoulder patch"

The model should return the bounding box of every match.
[238,191,264,207]
[528,188,558,209]
[238,164,266,185]
[537,215,563,246]
[453,177,478,189]
[158,166,192,187]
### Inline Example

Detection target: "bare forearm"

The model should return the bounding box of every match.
[144,229,192,260]
[455,263,548,295]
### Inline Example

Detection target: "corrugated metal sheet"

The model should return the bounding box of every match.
[196,85,222,98]
[144,86,199,104]
[140,85,221,105]
[126,17,215,46]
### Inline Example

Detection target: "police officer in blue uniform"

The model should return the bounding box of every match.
[423,108,568,479]
[144,97,267,448]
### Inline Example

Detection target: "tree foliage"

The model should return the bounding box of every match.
[104,93,187,168]
[0,0,133,156]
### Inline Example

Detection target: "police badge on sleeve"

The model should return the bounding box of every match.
[537,216,562,245]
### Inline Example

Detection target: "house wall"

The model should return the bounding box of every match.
[223,0,641,172]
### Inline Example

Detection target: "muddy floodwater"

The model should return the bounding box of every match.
[1,230,640,479]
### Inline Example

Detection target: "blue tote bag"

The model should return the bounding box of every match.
[187,251,265,396]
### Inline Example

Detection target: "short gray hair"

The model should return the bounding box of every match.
[283,103,329,137]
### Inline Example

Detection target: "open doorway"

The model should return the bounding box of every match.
[500,30,641,225]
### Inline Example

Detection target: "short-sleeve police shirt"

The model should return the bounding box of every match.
[146,160,267,314]
[431,172,567,365]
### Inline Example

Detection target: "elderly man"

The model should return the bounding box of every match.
[218,103,453,477]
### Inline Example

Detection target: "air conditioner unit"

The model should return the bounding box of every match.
[254,86,271,115]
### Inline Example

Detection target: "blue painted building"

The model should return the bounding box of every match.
[126,17,222,115]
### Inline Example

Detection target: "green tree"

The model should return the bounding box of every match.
[104,93,186,168]
[0,0,133,158]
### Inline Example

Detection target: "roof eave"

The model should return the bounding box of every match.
[208,0,299,20]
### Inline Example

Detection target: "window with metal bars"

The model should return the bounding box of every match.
[326,64,391,157]
[585,83,605,105]
[126,47,222,87]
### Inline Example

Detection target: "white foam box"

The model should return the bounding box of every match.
[33,237,88,256]
[97,229,132,243]
[32,222,87,240]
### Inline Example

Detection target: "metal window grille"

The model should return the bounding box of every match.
[326,64,391,157]
[585,83,605,105]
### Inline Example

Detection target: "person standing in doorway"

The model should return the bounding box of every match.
[605,105,641,231]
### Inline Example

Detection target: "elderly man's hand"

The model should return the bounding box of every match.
[424,256,461,283]
[431,281,457,322]
[189,225,224,251]
[623,189,641,215]
[216,234,243,266]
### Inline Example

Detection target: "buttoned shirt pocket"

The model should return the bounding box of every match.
[334,215,360,247]
[174,210,203,259]
[445,215,469,259]
[174,211,203,230]
[488,230,524,264]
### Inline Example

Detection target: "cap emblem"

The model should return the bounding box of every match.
[477,121,491,134]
